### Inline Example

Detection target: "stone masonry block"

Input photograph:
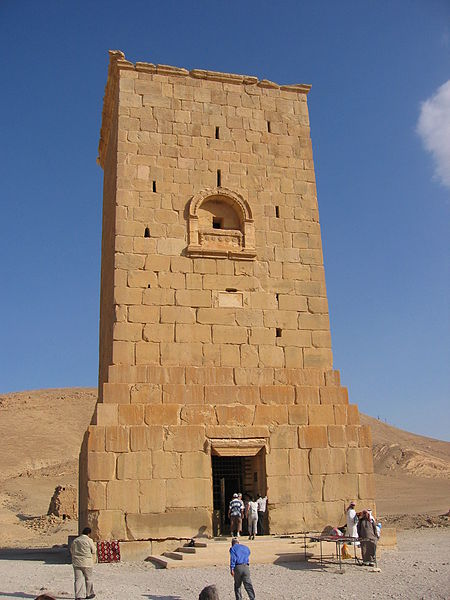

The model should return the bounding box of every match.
[295,386,320,405]
[176,323,211,343]
[308,404,335,426]
[112,341,134,365]
[163,384,204,404]
[319,387,348,405]
[103,383,131,404]
[346,425,359,447]
[126,509,212,540]
[270,425,298,449]
[185,367,234,385]
[181,451,211,478]
[260,385,295,405]
[130,425,164,451]
[303,348,333,369]
[266,449,290,476]
[334,405,347,425]
[298,425,328,448]
[90,510,126,542]
[358,474,375,499]
[303,500,343,530]
[160,342,203,366]
[87,452,116,481]
[215,405,255,427]
[259,345,284,367]
[107,480,139,512]
[164,425,206,452]
[289,449,309,475]
[254,405,287,426]
[205,425,269,439]
[323,473,358,502]
[176,289,211,307]
[135,341,159,365]
[152,451,181,478]
[267,475,303,503]
[166,478,212,508]
[324,370,341,386]
[205,385,260,405]
[117,451,152,480]
[161,306,196,323]
[347,448,374,474]
[327,425,346,448]
[358,425,372,447]
[180,405,217,425]
[87,481,106,510]
[347,404,360,425]
[145,404,180,425]
[95,404,118,426]
[119,404,144,425]
[131,383,162,404]
[139,480,166,513]
[128,305,160,323]
[212,325,248,344]
[309,448,346,474]
[87,426,105,452]
[105,426,129,452]
[288,405,308,425]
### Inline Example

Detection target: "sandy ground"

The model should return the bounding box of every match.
[0,529,449,600]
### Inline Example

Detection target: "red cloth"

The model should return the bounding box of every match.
[97,540,120,563]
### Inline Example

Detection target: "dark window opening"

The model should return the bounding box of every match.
[215,126,220,139]
[226,288,238,293]
[212,217,223,229]
[275,206,280,218]
[152,180,157,192]
[275,293,279,303]
[267,121,271,133]
[144,227,150,238]
[217,169,221,187]
[147,284,151,288]
[276,328,282,338]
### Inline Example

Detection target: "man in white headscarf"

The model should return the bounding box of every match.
[345,501,358,538]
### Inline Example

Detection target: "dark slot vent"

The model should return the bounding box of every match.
[275,293,279,303]
[226,288,238,292]
[144,227,150,238]
[267,121,271,133]
[215,126,220,139]
[275,206,280,218]
[152,180,157,192]
[276,328,282,338]
[147,284,151,288]
[217,169,221,187]
[212,217,222,229]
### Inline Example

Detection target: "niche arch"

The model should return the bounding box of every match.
[187,187,256,259]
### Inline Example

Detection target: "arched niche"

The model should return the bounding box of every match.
[187,187,256,259]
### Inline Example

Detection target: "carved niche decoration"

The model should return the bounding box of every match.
[187,187,256,259]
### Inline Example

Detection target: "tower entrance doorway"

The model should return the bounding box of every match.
[211,447,267,536]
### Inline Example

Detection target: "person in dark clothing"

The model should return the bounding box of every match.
[229,538,256,600]
[357,509,378,566]
[199,584,220,599]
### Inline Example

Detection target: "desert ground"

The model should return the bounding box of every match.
[0,388,448,599]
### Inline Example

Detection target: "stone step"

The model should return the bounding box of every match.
[162,551,184,560]
[176,546,197,554]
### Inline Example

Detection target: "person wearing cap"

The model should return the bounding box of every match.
[229,538,255,600]
[229,493,244,538]
[345,501,358,539]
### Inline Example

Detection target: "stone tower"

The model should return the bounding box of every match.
[79,50,375,543]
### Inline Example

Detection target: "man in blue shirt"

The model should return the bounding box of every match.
[229,538,256,600]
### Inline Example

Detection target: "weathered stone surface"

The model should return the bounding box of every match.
[119,404,144,425]
[358,424,372,447]
[269,503,306,534]
[87,452,116,481]
[180,404,217,425]
[308,404,335,425]
[323,473,358,501]
[166,478,212,508]
[125,509,212,539]
[289,449,309,475]
[303,500,343,529]
[347,448,374,474]
[347,404,360,425]
[164,426,206,451]
[260,385,295,405]
[139,480,166,513]
[105,426,129,452]
[107,480,139,512]
[266,449,290,476]
[145,404,180,425]
[117,452,152,479]
[152,451,180,478]
[327,425,346,447]
[295,386,319,404]
[309,448,346,474]
[319,386,348,405]
[87,426,105,452]
[87,481,106,510]
[181,451,211,478]
[298,425,328,448]
[215,405,255,426]
[358,474,375,499]
[254,405,287,426]
[270,425,298,448]
[95,403,118,426]
[163,384,204,404]
[90,509,126,541]
[130,425,164,451]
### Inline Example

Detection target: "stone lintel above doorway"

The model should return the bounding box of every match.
[210,438,266,457]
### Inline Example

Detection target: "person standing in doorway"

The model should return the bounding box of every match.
[256,493,267,536]
[229,537,256,600]
[229,493,244,537]
[247,497,259,540]
[70,527,97,600]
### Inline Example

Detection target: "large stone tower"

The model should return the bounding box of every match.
[79,50,375,542]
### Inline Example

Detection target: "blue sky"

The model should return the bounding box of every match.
[1,1,449,440]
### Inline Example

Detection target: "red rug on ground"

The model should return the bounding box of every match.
[97,540,120,563]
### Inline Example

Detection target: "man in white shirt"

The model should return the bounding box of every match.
[256,494,267,536]
[70,527,97,599]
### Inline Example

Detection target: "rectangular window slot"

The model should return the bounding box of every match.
[152,180,157,192]
[217,169,221,187]
[226,288,238,293]
[275,206,280,218]
[215,126,220,139]
[267,121,271,133]
[147,284,151,288]
[144,227,150,238]
[212,217,223,229]
[275,293,279,303]
[276,328,282,338]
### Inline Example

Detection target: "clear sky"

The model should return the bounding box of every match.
[0,0,449,440]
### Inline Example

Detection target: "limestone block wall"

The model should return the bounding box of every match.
[79,51,375,540]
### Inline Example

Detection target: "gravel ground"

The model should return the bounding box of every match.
[0,529,449,600]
